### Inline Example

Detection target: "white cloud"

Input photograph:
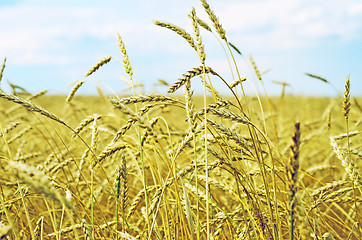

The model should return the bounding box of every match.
[1,0,362,61]
[0,3,156,64]
[211,0,362,49]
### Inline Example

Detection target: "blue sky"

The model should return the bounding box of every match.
[1,0,361,96]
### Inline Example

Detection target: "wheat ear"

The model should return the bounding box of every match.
[0,57,6,83]
[93,142,127,167]
[168,66,217,93]
[81,219,92,240]
[85,56,112,77]
[72,114,102,137]
[0,221,11,239]
[0,91,69,128]
[66,80,86,103]
[154,20,197,52]
[343,75,351,120]
[116,94,178,105]
[190,7,206,65]
[249,55,262,81]
[28,90,48,101]
[8,161,77,214]
[286,122,301,240]
[117,33,133,76]
[342,75,361,237]
[200,0,226,40]
[195,16,211,32]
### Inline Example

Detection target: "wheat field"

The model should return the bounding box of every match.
[0,1,361,239]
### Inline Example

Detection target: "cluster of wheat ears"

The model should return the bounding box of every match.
[0,1,361,239]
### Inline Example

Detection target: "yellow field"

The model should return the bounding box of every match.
[0,0,361,239]
[0,93,360,239]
